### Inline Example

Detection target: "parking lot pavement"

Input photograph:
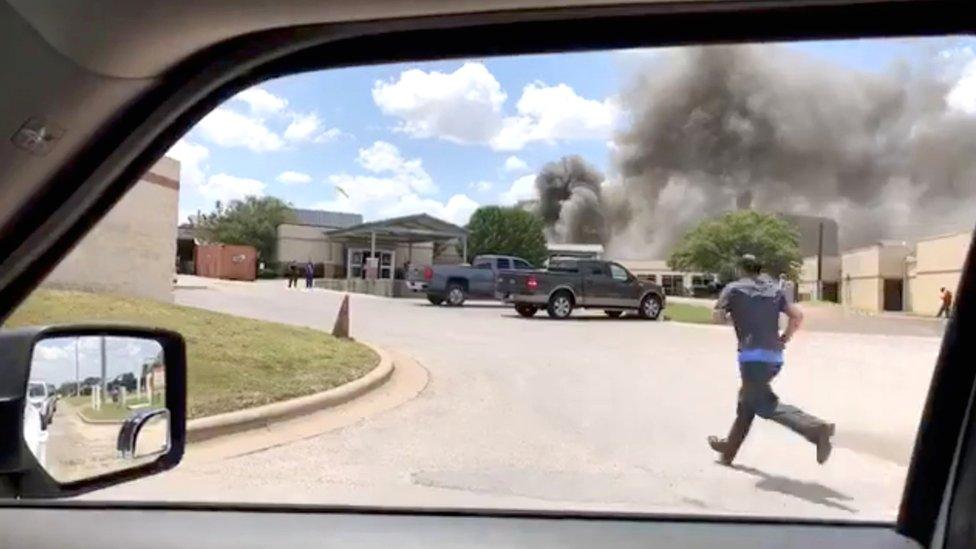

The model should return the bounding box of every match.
[100,279,941,521]
[41,402,140,482]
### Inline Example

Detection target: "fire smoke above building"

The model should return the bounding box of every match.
[534,45,976,258]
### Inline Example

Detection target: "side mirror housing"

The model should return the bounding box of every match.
[0,324,185,498]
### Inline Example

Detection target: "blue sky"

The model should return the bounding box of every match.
[169,36,976,227]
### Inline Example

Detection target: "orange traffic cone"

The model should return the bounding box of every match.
[332,294,350,338]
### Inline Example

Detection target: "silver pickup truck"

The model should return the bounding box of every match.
[496,258,666,319]
[407,254,534,306]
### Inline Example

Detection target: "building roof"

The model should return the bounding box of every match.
[546,243,604,253]
[287,208,362,228]
[325,213,467,243]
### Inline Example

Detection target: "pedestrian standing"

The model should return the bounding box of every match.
[305,261,314,289]
[287,261,298,288]
[937,287,953,318]
[708,254,835,466]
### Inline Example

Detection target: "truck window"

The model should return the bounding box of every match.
[549,259,579,272]
[474,261,492,269]
[496,258,511,270]
[610,264,629,282]
[513,259,532,270]
[588,264,606,276]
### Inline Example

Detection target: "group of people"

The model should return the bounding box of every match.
[286,261,315,289]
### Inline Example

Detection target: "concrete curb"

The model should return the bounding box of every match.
[186,341,394,444]
[76,412,124,425]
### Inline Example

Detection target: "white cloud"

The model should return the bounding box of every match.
[166,139,209,187]
[491,83,619,150]
[276,171,312,185]
[356,141,436,194]
[198,173,266,204]
[372,63,616,151]
[315,127,343,143]
[372,62,506,144]
[232,87,288,115]
[35,342,71,362]
[197,107,285,152]
[503,155,529,173]
[319,142,476,225]
[283,112,322,142]
[947,56,976,114]
[469,181,493,193]
[499,174,537,205]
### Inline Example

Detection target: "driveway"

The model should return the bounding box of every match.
[99,278,941,521]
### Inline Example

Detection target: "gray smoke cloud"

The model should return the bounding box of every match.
[541,44,976,258]
[535,155,606,244]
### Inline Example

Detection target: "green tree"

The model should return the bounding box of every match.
[196,196,292,260]
[668,210,802,282]
[465,206,548,266]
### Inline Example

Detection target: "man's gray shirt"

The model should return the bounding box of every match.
[715,274,788,355]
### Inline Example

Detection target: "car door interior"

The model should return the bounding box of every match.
[1,0,975,547]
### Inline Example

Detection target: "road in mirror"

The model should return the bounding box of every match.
[28,336,170,483]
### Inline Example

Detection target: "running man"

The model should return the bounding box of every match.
[708,254,835,466]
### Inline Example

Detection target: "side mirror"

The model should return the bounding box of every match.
[0,325,185,498]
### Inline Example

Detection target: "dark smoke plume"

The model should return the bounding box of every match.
[535,155,607,244]
[541,44,976,258]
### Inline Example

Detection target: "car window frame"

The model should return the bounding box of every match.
[0,3,973,546]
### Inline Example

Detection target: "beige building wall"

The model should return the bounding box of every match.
[798,255,841,299]
[276,224,343,265]
[395,243,434,268]
[841,243,910,312]
[43,157,179,302]
[911,232,971,315]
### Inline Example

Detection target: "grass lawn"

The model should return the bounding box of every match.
[664,302,714,324]
[5,289,379,419]
[77,396,152,422]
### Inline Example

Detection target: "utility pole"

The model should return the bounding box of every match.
[74,338,80,397]
[816,221,824,301]
[100,336,108,399]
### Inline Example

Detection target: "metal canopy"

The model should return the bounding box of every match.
[324,213,467,244]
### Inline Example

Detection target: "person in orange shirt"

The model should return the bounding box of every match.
[937,287,954,318]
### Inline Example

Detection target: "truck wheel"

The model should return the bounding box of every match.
[604,310,623,318]
[639,295,663,320]
[515,304,538,318]
[427,295,444,306]
[446,284,467,306]
[547,292,574,319]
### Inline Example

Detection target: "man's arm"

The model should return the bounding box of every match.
[712,286,732,324]
[712,308,729,324]
[780,302,804,344]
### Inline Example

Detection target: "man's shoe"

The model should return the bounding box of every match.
[708,436,734,466]
[816,424,835,464]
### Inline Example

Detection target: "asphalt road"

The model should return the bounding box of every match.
[97,278,941,521]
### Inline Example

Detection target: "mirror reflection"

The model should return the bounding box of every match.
[28,335,170,483]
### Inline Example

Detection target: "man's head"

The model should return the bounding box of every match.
[941,287,946,292]
[737,254,763,277]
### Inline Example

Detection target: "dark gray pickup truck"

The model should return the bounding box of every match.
[496,258,666,319]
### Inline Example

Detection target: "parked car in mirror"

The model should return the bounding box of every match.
[27,380,57,429]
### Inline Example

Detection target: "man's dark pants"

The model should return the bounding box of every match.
[719,361,830,461]
[937,303,951,318]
